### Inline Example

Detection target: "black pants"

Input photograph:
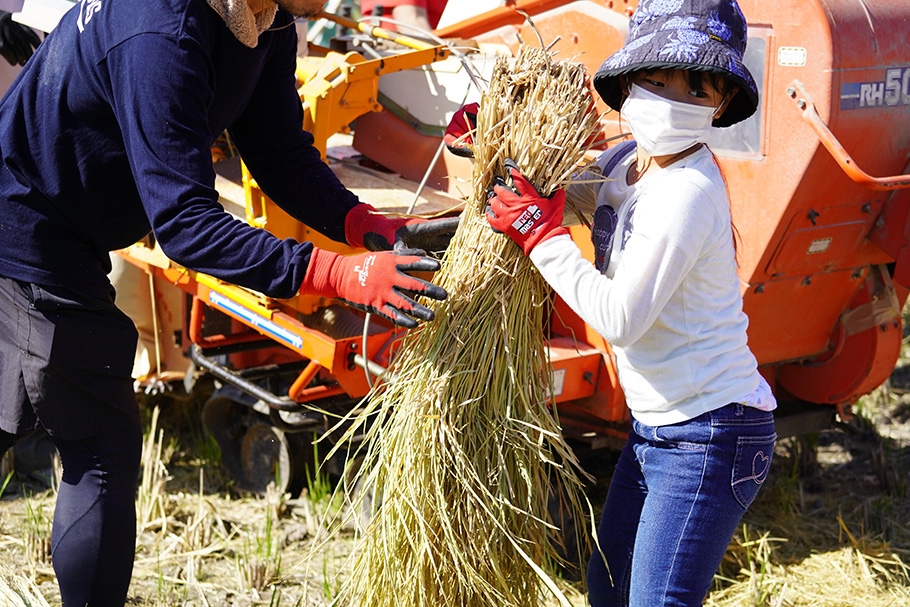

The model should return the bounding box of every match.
[0,275,142,606]
[1,428,141,606]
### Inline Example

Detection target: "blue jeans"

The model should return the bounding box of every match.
[587,403,777,607]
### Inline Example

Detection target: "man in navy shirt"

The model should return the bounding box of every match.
[0,0,455,603]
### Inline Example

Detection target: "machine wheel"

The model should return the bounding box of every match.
[240,423,309,496]
[202,387,314,497]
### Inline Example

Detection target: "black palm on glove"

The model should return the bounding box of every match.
[301,247,447,329]
[345,203,460,255]
[0,11,40,67]
[368,217,462,253]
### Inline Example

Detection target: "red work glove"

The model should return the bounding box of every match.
[486,159,568,256]
[443,102,479,158]
[301,247,447,329]
[345,203,460,254]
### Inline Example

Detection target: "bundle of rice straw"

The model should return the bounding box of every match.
[333,45,602,607]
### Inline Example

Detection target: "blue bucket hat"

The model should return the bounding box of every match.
[592,0,758,127]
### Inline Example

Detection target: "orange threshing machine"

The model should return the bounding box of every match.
[119,0,910,493]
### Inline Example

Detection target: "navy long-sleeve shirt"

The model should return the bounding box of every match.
[0,0,360,298]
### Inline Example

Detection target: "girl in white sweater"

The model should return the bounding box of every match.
[472,0,778,604]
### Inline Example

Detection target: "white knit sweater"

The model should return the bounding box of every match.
[532,144,774,426]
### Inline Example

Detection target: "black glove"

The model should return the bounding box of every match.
[378,216,461,253]
[0,11,40,67]
[345,203,461,255]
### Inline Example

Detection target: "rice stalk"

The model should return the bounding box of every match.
[23,495,51,570]
[708,516,910,606]
[236,492,283,594]
[0,451,12,498]
[137,406,173,534]
[48,452,62,498]
[0,565,50,607]
[331,46,601,607]
[181,471,214,554]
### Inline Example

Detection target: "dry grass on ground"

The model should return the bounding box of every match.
[1,365,909,606]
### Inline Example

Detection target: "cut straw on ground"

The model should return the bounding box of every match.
[0,566,51,607]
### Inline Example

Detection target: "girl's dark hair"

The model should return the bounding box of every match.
[685,69,736,98]
[710,153,741,265]
[621,69,736,100]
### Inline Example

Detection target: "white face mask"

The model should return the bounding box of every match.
[621,83,719,156]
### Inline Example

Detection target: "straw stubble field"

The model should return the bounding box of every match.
[1,347,909,607]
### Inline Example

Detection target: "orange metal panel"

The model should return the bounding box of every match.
[777,267,902,404]
[870,161,910,287]
[726,0,835,285]
[558,343,627,423]
[352,109,475,196]
[765,202,884,275]
[744,268,867,365]
[433,0,635,41]
[731,0,910,370]
[547,336,601,403]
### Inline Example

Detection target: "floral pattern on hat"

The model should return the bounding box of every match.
[706,12,732,41]
[659,29,710,62]
[661,16,698,31]
[630,0,685,36]
[592,0,759,127]
[602,32,657,70]
[727,57,749,81]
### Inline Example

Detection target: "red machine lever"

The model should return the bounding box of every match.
[789,80,910,191]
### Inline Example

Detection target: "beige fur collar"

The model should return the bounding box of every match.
[206,0,278,48]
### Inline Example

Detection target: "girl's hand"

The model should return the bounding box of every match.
[443,102,479,158]
[486,159,568,255]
